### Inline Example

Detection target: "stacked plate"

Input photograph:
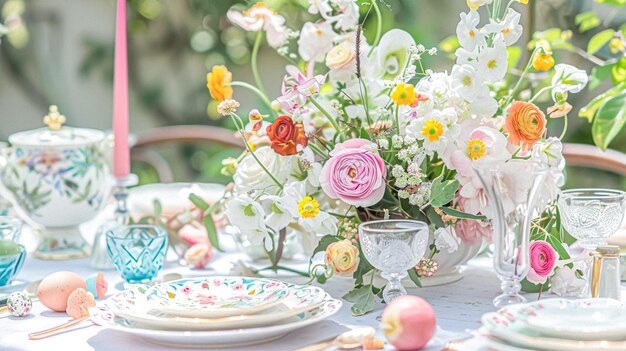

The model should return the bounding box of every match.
[89,276,341,348]
[480,298,626,350]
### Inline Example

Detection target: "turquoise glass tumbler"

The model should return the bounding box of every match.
[0,244,26,286]
[106,225,168,283]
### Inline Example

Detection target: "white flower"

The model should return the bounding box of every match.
[469,86,498,118]
[551,64,588,94]
[455,47,478,65]
[260,194,297,233]
[532,137,565,212]
[474,38,508,82]
[373,29,416,80]
[483,9,523,46]
[225,197,268,245]
[450,64,483,101]
[406,108,458,152]
[298,21,336,62]
[308,0,333,17]
[434,226,461,253]
[456,11,486,51]
[549,262,586,297]
[327,0,360,31]
[466,0,493,10]
[233,146,289,193]
[227,3,288,48]
[283,182,338,235]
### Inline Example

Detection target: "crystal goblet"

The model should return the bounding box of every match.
[106,225,168,283]
[558,188,625,296]
[358,220,429,303]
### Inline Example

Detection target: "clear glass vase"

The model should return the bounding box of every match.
[474,162,547,308]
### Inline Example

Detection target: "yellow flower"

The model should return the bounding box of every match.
[518,0,529,4]
[532,50,555,71]
[391,83,417,106]
[421,119,444,142]
[466,0,480,10]
[467,139,486,160]
[206,65,233,102]
[325,240,359,276]
[608,37,625,54]
[298,196,320,219]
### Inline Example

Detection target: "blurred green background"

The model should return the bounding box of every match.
[0,0,624,188]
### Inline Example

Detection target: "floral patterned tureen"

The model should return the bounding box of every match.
[0,105,111,259]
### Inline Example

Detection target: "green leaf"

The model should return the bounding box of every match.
[153,199,162,217]
[579,82,625,122]
[188,193,210,212]
[203,213,222,252]
[311,234,341,256]
[595,0,626,6]
[592,91,626,150]
[271,203,284,215]
[440,207,487,220]
[611,57,626,85]
[429,175,459,207]
[544,233,571,261]
[521,278,549,293]
[575,12,601,33]
[587,29,615,54]
[342,285,376,316]
[589,62,615,91]
[506,46,522,69]
[408,268,422,288]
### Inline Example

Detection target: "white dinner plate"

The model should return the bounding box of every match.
[481,299,626,350]
[108,283,327,330]
[90,298,342,348]
[143,277,290,318]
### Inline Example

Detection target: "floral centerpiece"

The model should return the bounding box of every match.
[200,0,592,314]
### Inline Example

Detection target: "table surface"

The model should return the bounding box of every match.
[1,224,625,351]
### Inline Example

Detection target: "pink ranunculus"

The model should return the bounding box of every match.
[527,240,559,284]
[320,139,387,208]
[453,192,492,243]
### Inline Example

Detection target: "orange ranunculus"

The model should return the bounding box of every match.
[505,101,546,150]
[266,116,308,156]
[206,65,233,102]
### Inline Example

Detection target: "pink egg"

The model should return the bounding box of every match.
[37,271,86,312]
[382,295,436,350]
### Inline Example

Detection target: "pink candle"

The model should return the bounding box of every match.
[112,0,130,178]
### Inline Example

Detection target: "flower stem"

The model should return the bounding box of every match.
[369,0,383,56]
[528,85,553,103]
[394,104,400,136]
[229,113,283,190]
[251,30,267,96]
[559,114,569,140]
[256,265,310,278]
[229,81,276,117]
[309,97,342,135]
[504,46,540,108]
[308,142,328,159]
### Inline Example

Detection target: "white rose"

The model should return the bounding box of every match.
[549,263,586,296]
[434,226,461,253]
[234,146,289,194]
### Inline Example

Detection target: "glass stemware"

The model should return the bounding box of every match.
[474,162,547,308]
[558,188,626,296]
[106,225,168,283]
[358,219,429,303]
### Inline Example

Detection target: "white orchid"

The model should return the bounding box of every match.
[373,29,416,80]
[298,21,336,62]
[227,3,288,48]
[474,38,508,82]
[434,226,461,253]
[225,197,268,245]
[456,11,486,51]
[483,9,523,46]
[551,64,589,94]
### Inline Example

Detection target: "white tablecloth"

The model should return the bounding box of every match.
[1,225,625,351]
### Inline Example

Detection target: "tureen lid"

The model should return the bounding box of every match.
[8,105,105,147]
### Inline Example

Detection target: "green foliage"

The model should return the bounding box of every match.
[595,0,626,6]
[589,62,616,91]
[587,29,615,55]
[612,57,626,85]
[579,82,625,122]
[188,194,222,251]
[429,174,459,207]
[575,12,601,33]
[439,207,487,220]
[342,285,377,316]
[592,91,626,150]
[408,268,422,288]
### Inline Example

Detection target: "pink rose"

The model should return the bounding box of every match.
[453,192,492,243]
[184,243,212,269]
[526,240,558,284]
[320,139,387,207]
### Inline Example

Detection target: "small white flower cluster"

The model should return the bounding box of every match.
[391,162,430,207]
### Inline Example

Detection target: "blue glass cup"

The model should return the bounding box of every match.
[0,244,26,286]
[0,216,22,242]
[106,225,168,283]
[0,216,24,286]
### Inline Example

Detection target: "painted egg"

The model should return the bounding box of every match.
[7,291,32,317]
[382,295,436,350]
[37,271,86,312]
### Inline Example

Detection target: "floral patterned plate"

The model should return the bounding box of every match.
[482,299,626,350]
[143,277,290,318]
[89,299,342,348]
[107,283,327,330]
